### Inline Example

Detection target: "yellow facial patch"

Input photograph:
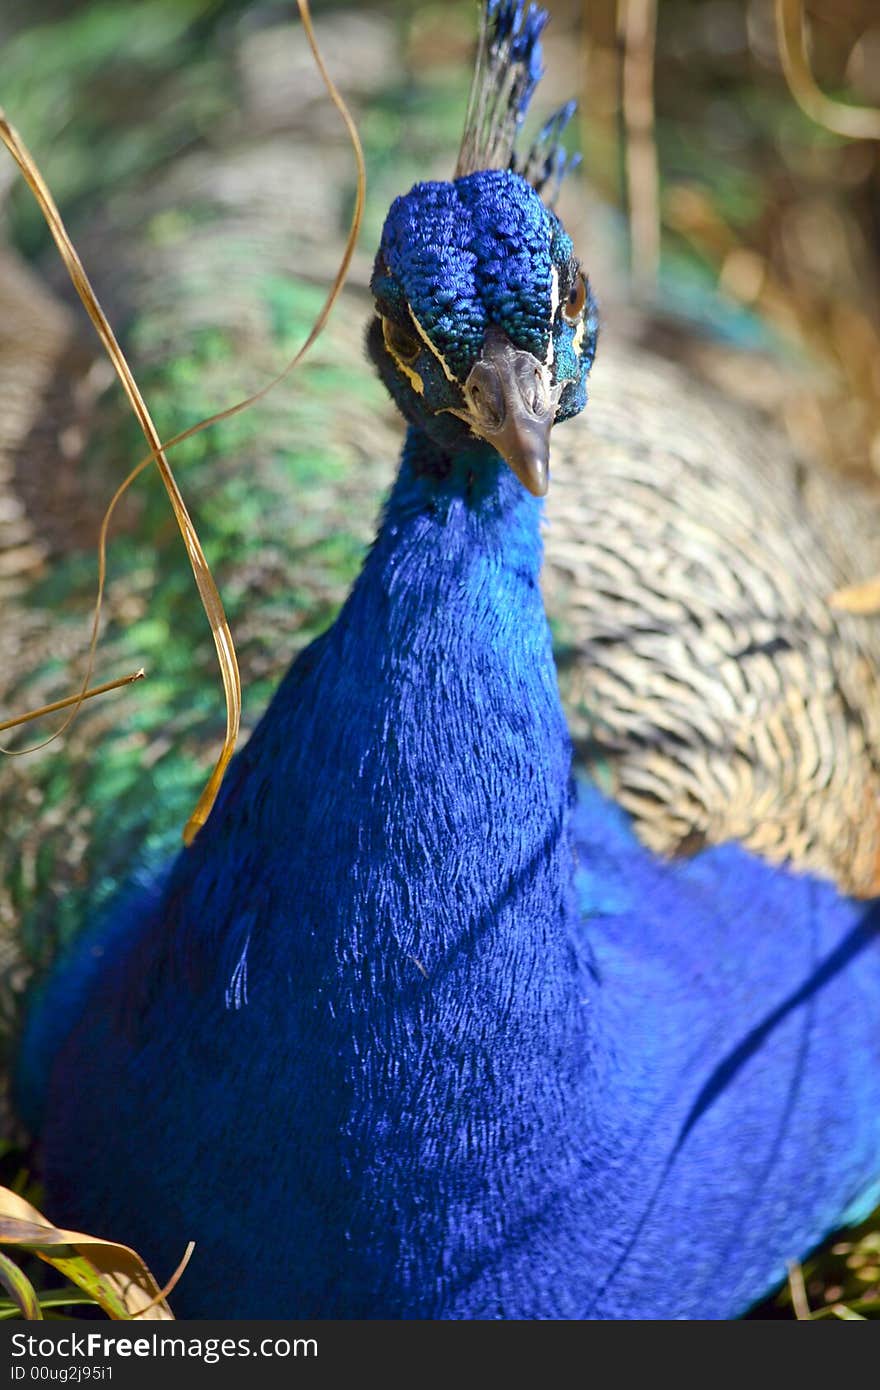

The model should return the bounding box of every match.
[382,316,424,395]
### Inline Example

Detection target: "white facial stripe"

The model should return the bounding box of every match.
[572,318,585,356]
[547,265,560,369]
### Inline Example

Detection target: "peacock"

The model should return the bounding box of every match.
[9,0,880,1319]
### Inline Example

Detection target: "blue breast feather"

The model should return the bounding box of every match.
[16,429,880,1319]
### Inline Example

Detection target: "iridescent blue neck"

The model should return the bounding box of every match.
[28,419,596,1315]
[381,425,547,581]
[314,421,577,962]
[159,423,579,973]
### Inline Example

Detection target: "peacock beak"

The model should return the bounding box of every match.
[460,327,560,497]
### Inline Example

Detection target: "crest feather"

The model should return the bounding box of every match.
[455,1,579,208]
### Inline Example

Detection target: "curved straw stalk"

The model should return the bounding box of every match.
[0,0,365,844]
[776,0,880,141]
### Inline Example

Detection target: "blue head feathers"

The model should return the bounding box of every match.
[368,1,597,499]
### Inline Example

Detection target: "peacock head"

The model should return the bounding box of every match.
[367,1,598,498]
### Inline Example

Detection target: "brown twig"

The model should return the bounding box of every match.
[131,1241,196,1318]
[0,670,145,735]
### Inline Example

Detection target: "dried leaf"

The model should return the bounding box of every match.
[0,1186,175,1321]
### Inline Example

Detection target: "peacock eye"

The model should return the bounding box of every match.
[562,272,587,326]
[382,316,421,365]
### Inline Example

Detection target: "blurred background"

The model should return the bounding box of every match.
[1,0,879,1318]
